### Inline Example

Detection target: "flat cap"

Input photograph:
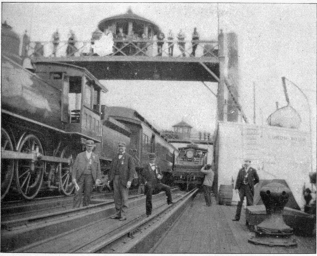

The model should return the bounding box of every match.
[118,142,126,147]
[86,140,95,146]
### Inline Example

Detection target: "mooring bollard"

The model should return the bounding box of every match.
[248,182,297,247]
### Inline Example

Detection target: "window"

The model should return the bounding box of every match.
[84,79,92,108]
[93,88,100,113]
[69,76,82,123]
[142,134,150,153]
[69,76,82,112]
[50,72,63,80]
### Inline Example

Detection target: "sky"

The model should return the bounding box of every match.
[1,2,316,166]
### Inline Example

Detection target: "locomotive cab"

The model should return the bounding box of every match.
[35,62,107,142]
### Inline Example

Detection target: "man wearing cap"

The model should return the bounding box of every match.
[141,153,173,217]
[232,158,259,221]
[72,140,101,208]
[200,164,215,207]
[108,142,135,221]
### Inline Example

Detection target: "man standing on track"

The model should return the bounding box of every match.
[108,142,135,221]
[141,153,173,217]
[232,158,259,221]
[72,140,101,208]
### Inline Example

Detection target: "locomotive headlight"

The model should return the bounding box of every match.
[186,150,194,159]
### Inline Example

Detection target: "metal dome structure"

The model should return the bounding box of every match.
[97,7,161,38]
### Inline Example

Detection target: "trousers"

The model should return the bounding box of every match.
[113,175,129,217]
[73,174,94,208]
[145,183,172,215]
[235,184,253,220]
[203,185,212,206]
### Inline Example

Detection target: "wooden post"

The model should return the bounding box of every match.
[218,30,225,122]
[253,82,256,124]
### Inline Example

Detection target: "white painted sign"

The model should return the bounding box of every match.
[217,122,311,207]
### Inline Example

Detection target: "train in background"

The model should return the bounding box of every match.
[104,106,178,185]
[1,22,176,201]
[172,144,208,190]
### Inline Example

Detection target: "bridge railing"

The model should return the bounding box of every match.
[25,39,219,59]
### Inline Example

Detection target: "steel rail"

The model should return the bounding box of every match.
[81,188,198,253]
[8,190,176,253]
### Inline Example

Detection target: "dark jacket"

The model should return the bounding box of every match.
[72,152,101,182]
[140,163,162,185]
[235,166,259,194]
[157,33,165,46]
[109,152,135,186]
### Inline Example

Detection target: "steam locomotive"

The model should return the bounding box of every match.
[173,143,208,190]
[1,22,176,200]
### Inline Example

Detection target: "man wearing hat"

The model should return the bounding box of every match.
[72,140,101,208]
[232,158,259,221]
[108,142,135,221]
[141,153,173,217]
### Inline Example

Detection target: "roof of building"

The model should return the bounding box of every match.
[172,120,193,128]
[98,8,161,34]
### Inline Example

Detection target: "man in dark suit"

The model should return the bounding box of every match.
[72,140,101,208]
[141,153,173,217]
[108,142,135,221]
[233,158,259,221]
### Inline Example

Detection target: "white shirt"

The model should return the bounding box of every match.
[86,151,92,159]
[200,166,215,187]
[86,151,92,164]
[118,151,125,159]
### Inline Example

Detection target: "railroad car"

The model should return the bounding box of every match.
[104,106,178,184]
[173,144,208,190]
[1,23,132,200]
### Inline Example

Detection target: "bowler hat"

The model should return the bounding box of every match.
[118,142,126,147]
[149,153,156,159]
[86,140,95,146]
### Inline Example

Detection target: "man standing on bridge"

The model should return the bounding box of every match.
[141,153,173,217]
[72,140,101,208]
[108,142,135,221]
[232,158,259,221]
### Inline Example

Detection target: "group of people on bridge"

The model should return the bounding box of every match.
[85,26,201,57]
[22,27,204,58]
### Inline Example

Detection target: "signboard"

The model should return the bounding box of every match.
[217,122,311,207]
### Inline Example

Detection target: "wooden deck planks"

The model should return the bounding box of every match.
[152,203,190,253]
[152,193,316,254]
[221,204,272,254]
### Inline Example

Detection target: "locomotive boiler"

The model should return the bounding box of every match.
[1,23,131,200]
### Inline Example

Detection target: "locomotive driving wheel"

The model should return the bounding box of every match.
[15,134,45,200]
[1,128,15,200]
[58,146,75,196]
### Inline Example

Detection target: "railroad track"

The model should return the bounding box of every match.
[1,190,138,222]
[1,188,196,253]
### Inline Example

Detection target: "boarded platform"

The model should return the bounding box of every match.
[152,192,316,254]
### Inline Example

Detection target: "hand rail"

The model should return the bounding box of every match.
[25,39,219,59]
